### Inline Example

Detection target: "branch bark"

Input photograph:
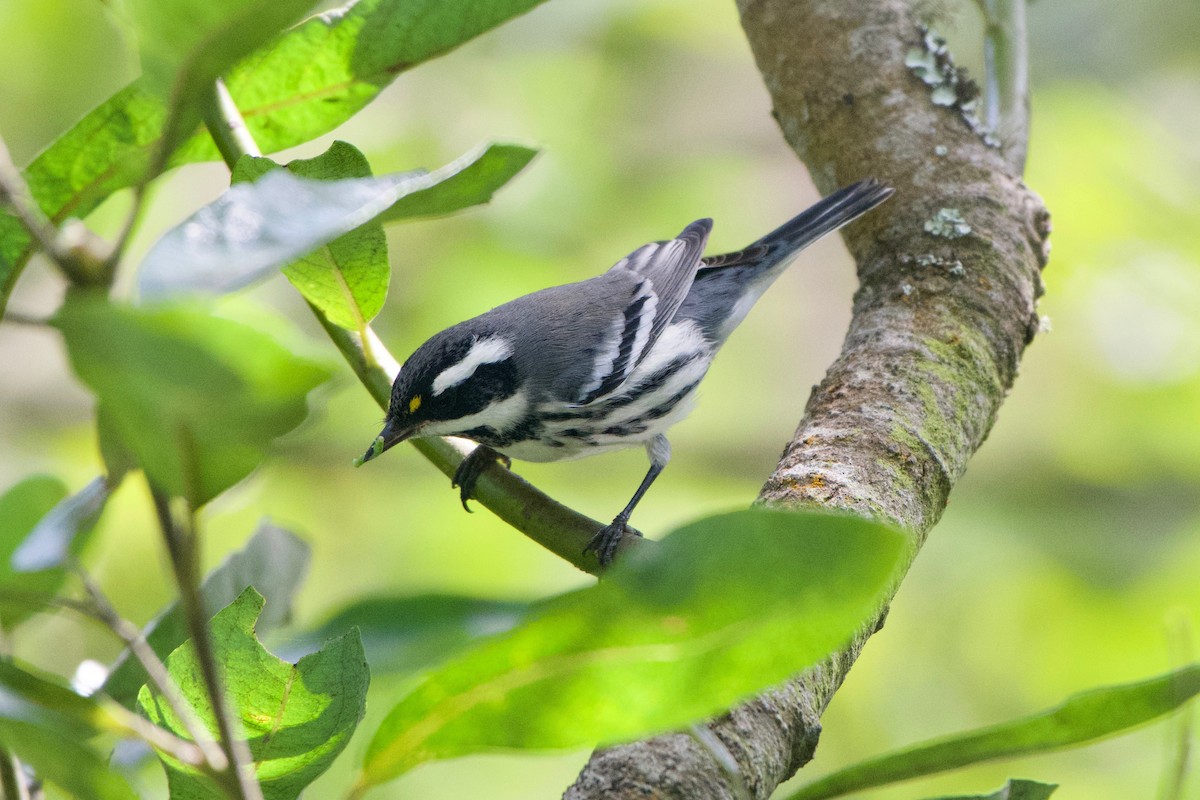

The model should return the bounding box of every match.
[565,1,1050,797]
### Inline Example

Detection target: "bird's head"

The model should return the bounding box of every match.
[356,325,523,465]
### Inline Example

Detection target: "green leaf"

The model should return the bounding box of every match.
[234,141,390,331]
[785,666,1200,800]
[178,0,551,159]
[0,659,108,738]
[53,296,331,507]
[139,588,370,800]
[926,779,1059,800]
[128,0,317,153]
[12,476,112,572]
[358,509,905,787]
[137,142,536,303]
[1,0,549,313]
[0,660,145,799]
[104,521,311,707]
[0,727,139,800]
[284,594,529,676]
[0,476,69,627]
[375,143,537,222]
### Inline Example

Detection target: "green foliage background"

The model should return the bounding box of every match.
[0,0,1198,798]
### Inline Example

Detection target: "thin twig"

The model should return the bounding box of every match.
[1160,613,1195,800]
[202,80,262,167]
[687,725,752,800]
[70,560,228,771]
[314,306,631,572]
[197,80,627,574]
[151,489,262,800]
[1,310,51,326]
[0,136,102,285]
[980,0,1030,173]
[0,749,30,800]
[0,589,214,770]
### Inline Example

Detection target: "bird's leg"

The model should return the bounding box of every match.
[451,445,511,512]
[585,435,671,567]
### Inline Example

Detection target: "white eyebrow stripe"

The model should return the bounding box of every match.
[431,337,514,396]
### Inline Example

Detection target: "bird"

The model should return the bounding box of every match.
[357,179,893,565]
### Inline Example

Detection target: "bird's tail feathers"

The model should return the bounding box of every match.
[680,179,893,343]
[755,178,893,252]
[700,179,893,273]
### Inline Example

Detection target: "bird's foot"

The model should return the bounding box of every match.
[584,515,642,567]
[451,445,510,512]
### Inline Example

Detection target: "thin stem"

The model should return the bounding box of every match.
[315,307,628,573]
[70,561,228,771]
[0,136,104,285]
[0,589,214,770]
[687,725,751,800]
[199,82,632,574]
[980,0,1030,173]
[1,310,51,326]
[202,80,262,169]
[1160,613,1195,800]
[0,749,29,800]
[151,490,261,800]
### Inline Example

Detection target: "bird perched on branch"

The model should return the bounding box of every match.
[358,179,893,565]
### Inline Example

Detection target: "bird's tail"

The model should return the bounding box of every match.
[755,178,893,251]
[680,179,893,342]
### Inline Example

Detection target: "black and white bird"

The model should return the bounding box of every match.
[358,179,893,564]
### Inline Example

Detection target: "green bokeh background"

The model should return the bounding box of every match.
[1,0,1198,798]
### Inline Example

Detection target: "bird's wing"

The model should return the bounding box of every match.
[575,219,711,403]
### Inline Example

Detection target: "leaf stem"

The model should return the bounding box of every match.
[0,310,51,326]
[202,79,262,169]
[687,725,752,800]
[0,749,29,800]
[0,135,108,285]
[151,489,262,800]
[70,559,228,771]
[314,306,632,573]
[979,0,1030,173]
[197,79,632,575]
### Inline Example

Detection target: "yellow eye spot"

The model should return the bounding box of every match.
[408,395,422,414]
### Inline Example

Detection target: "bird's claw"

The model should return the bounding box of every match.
[584,516,641,567]
[451,446,510,512]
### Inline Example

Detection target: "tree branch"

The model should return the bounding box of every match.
[564,1,1050,797]
[199,83,636,577]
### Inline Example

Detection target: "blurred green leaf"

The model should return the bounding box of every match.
[105,521,311,707]
[0,726,138,800]
[785,666,1200,800]
[283,594,529,675]
[359,509,905,787]
[926,779,1059,800]
[128,0,317,153]
[375,143,538,222]
[233,141,389,331]
[0,476,69,627]
[0,660,146,799]
[139,588,369,800]
[0,659,107,738]
[54,296,331,506]
[1,0,550,313]
[138,141,535,302]
[12,476,111,572]
[97,405,139,482]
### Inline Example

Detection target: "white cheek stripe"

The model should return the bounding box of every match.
[422,391,529,438]
[431,337,513,396]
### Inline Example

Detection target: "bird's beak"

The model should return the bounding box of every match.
[356,417,420,466]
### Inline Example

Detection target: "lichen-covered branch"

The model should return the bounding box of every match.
[564,1,1049,797]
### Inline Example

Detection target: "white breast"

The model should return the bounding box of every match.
[502,320,714,463]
